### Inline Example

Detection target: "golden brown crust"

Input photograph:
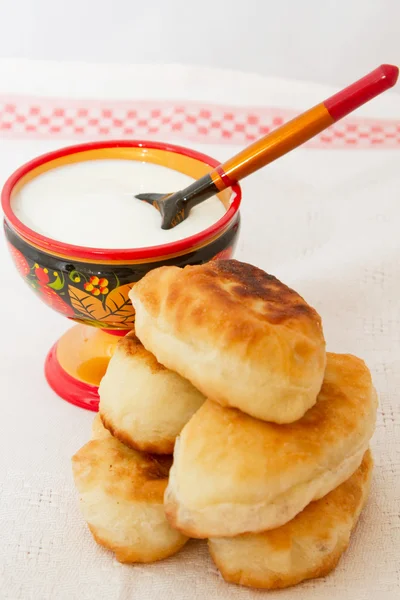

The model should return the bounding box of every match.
[187,260,320,325]
[208,451,373,589]
[133,259,323,344]
[100,412,174,455]
[209,537,344,589]
[209,536,344,589]
[72,438,170,503]
[118,331,167,374]
[88,525,187,564]
[72,437,187,564]
[130,260,326,423]
[164,353,377,537]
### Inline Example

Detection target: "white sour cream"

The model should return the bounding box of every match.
[12,159,227,249]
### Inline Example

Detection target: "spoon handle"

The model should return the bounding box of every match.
[208,64,398,191]
[144,64,398,230]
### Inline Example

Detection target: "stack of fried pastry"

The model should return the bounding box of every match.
[71,332,204,563]
[72,260,377,589]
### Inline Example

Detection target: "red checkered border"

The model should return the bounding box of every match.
[1,95,399,148]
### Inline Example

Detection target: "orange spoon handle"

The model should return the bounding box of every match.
[137,64,398,230]
[210,64,399,191]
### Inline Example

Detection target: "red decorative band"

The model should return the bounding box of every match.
[214,165,237,190]
[1,95,399,149]
[102,329,128,337]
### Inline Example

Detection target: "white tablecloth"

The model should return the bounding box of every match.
[0,60,399,600]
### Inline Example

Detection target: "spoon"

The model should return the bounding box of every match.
[135,64,399,229]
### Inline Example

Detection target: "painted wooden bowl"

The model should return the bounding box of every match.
[2,140,241,410]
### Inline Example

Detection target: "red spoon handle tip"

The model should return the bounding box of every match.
[324,64,399,121]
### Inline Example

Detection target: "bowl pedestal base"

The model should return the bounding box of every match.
[44,324,125,411]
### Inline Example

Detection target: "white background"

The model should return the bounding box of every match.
[0,0,399,89]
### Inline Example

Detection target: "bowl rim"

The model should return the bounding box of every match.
[1,140,241,261]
